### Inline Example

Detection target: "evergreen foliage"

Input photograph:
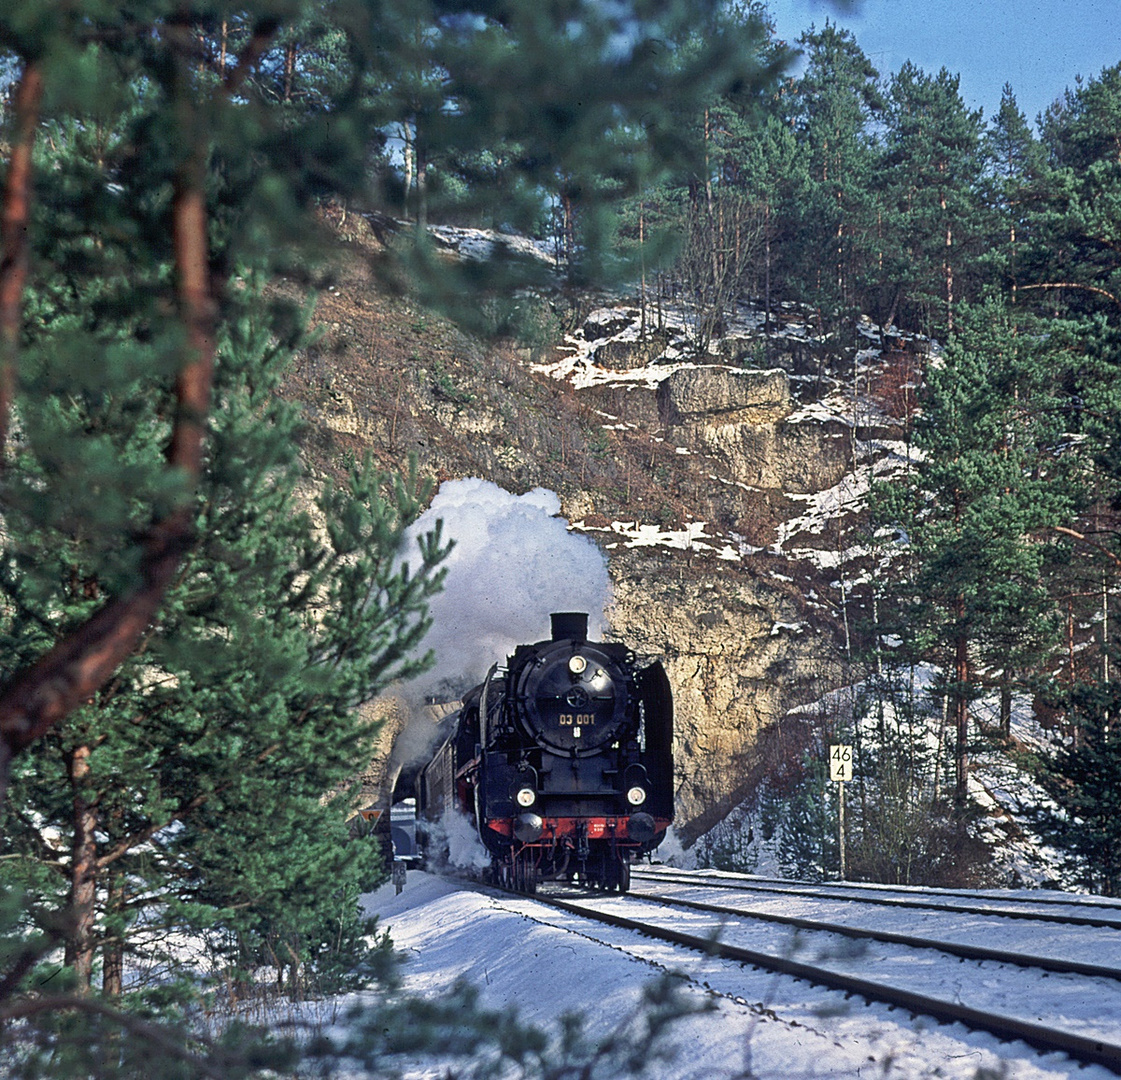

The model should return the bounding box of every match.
[0,276,449,1001]
[876,63,986,336]
[981,84,1047,301]
[784,22,881,326]
[873,301,1075,804]
[1033,677,1121,896]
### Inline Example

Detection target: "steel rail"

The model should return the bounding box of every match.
[529,890,1121,1075]
[631,869,1121,929]
[624,884,1121,981]
[635,867,1121,915]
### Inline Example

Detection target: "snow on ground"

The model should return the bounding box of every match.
[426,224,560,267]
[359,871,1116,1080]
[971,702,1078,888]
[570,518,744,562]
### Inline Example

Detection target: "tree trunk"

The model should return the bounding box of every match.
[66,744,99,993]
[415,136,428,233]
[102,869,125,996]
[945,221,954,332]
[763,200,772,338]
[1000,674,1012,738]
[0,25,233,812]
[638,196,646,338]
[0,60,43,465]
[562,191,575,263]
[953,624,970,809]
[283,40,297,103]
[219,20,229,78]
[402,121,414,217]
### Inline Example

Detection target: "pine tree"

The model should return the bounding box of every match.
[1034,678,1121,896]
[981,84,1047,305]
[875,301,1075,807]
[0,279,449,995]
[736,114,806,335]
[783,22,882,328]
[1028,64,1121,322]
[1020,68,1121,701]
[876,63,986,336]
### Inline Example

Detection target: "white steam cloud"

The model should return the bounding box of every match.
[400,478,612,700]
[438,809,494,872]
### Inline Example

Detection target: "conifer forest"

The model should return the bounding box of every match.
[3,0,1121,1075]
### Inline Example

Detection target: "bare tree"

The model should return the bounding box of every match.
[673,190,766,354]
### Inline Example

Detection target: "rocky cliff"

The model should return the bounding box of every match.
[288,223,927,842]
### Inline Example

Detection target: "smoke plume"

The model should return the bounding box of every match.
[399,478,612,700]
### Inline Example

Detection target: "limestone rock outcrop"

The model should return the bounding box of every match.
[607,550,841,844]
[657,366,790,426]
[689,418,854,494]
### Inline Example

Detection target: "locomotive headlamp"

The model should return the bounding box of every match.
[515,786,537,808]
[568,655,588,675]
[626,785,647,806]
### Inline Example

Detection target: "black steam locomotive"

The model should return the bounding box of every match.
[408,612,673,893]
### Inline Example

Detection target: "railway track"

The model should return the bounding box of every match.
[496,874,1121,1075]
[631,866,1121,929]
[674,869,1121,915]
[625,881,1121,980]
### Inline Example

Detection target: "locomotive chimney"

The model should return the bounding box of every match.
[550,611,588,642]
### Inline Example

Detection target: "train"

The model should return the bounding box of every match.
[398,612,673,893]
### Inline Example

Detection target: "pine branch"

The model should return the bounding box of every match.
[1049,526,1121,568]
[1018,282,1121,308]
[222,18,281,95]
[94,793,209,873]
[94,739,282,872]
[0,994,234,1079]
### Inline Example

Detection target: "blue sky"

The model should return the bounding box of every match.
[766,0,1121,129]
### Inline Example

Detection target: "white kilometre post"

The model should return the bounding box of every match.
[829,744,853,881]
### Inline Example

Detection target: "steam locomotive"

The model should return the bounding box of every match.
[405,612,673,893]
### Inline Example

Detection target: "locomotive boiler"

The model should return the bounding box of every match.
[410,612,673,893]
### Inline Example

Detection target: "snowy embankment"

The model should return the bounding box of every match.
[359,872,1112,1080]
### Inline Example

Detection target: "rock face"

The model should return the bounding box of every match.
[607,552,841,844]
[657,367,790,426]
[690,417,854,494]
[657,366,854,494]
[594,330,672,370]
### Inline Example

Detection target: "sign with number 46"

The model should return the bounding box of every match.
[829,744,853,782]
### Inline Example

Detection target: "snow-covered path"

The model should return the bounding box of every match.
[363,872,1118,1079]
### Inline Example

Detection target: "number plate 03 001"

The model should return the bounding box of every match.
[558,714,595,726]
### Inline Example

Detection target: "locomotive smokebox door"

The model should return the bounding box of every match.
[518,642,627,753]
